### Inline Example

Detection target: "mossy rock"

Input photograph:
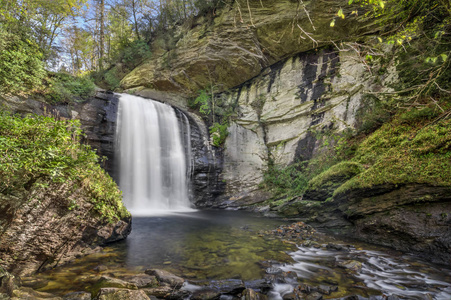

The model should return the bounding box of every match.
[304,162,363,201]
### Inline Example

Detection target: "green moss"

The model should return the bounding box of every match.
[308,161,363,192]
[0,111,130,222]
[335,105,451,196]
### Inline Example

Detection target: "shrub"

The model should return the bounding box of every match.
[0,28,46,94]
[262,162,309,199]
[45,73,96,103]
[0,111,129,222]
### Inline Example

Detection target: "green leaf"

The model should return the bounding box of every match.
[440,53,448,62]
[348,0,353,4]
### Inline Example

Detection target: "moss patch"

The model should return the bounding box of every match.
[335,105,451,196]
[305,162,363,201]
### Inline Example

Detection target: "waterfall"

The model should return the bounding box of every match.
[115,94,193,215]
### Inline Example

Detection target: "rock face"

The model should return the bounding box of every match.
[220,48,395,204]
[121,0,381,96]
[276,184,451,265]
[0,91,119,179]
[0,180,131,276]
[173,108,225,207]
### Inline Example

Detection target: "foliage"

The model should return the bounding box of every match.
[43,73,96,103]
[0,111,129,222]
[0,28,46,94]
[194,89,211,115]
[335,103,451,195]
[93,40,151,90]
[209,122,228,147]
[0,0,88,64]
[192,89,231,147]
[307,161,363,192]
[262,162,309,199]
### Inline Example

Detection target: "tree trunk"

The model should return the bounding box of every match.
[99,0,105,70]
[132,0,141,40]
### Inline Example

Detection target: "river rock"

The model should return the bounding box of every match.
[63,291,91,300]
[191,288,221,300]
[21,277,49,290]
[305,292,323,300]
[243,279,271,293]
[144,269,184,288]
[242,288,268,300]
[96,288,150,300]
[141,286,173,298]
[337,260,362,273]
[95,276,138,290]
[120,274,158,288]
[11,286,62,299]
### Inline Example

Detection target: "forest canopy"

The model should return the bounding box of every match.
[0,0,449,98]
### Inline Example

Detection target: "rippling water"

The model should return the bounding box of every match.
[274,246,451,299]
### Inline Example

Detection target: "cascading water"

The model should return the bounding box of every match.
[115,94,193,215]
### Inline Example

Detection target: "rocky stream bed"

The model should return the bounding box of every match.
[1,211,450,300]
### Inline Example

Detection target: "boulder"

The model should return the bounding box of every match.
[96,288,150,300]
[144,269,184,288]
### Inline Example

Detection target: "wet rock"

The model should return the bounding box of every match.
[21,277,49,290]
[93,265,108,273]
[191,288,221,300]
[337,260,362,273]
[144,269,184,288]
[340,296,367,300]
[142,286,173,298]
[243,279,271,293]
[318,285,337,295]
[11,287,62,299]
[264,222,317,243]
[242,288,268,300]
[305,292,323,300]
[281,292,296,300]
[296,283,317,295]
[0,269,18,297]
[326,243,345,251]
[63,291,91,300]
[265,271,298,285]
[121,274,158,288]
[95,276,138,290]
[97,288,150,300]
[204,279,245,294]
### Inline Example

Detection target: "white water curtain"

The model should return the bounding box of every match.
[116,94,192,215]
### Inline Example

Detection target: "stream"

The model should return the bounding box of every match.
[29,210,451,299]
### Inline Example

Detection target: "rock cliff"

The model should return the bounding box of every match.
[121,0,381,96]
[0,181,131,276]
[116,0,451,265]
[220,48,396,204]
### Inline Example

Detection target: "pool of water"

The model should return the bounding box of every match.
[32,210,451,299]
[118,210,295,279]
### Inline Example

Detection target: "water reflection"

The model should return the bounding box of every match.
[122,210,294,280]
